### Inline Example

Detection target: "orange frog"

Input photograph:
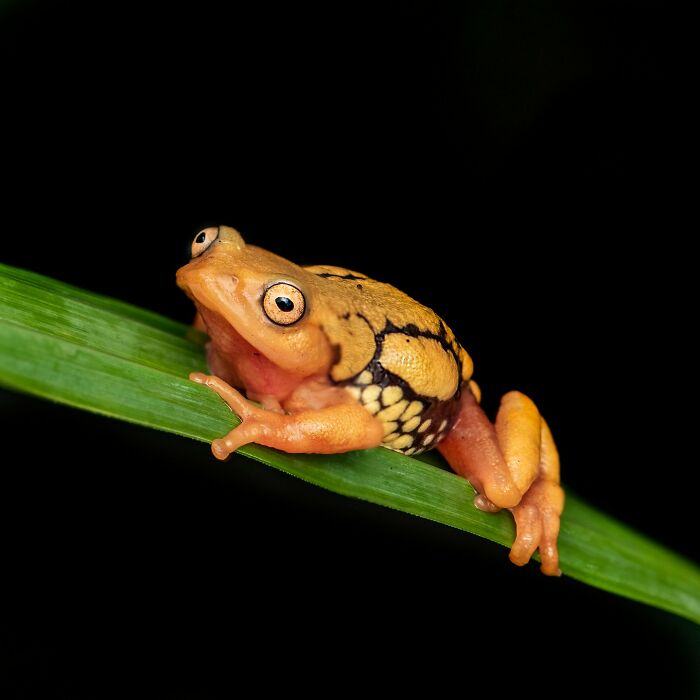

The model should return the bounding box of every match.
[177,226,564,574]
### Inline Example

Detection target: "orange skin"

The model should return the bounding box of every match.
[177,226,564,575]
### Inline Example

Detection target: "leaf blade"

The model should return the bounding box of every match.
[1,263,699,624]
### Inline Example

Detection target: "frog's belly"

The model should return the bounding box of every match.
[344,369,460,456]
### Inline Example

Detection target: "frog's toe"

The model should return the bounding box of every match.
[211,421,265,460]
[509,479,564,576]
[473,493,501,513]
[190,372,255,417]
[211,438,232,461]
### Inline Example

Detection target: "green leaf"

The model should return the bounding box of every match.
[1,262,699,624]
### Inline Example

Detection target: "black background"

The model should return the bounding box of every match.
[1,1,698,696]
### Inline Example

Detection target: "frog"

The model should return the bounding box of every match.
[177,226,565,575]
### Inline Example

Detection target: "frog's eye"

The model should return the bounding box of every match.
[262,282,306,326]
[191,227,219,258]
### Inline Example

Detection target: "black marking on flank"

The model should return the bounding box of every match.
[381,318,464,380]
[351,313,462,400]
[315,272,368,281]
[337,312,463,454]
[331,342,342,367]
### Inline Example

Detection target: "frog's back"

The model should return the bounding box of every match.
[304,264,473,455]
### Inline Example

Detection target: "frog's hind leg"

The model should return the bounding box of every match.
[438,387,564,576]
[508,417,563,574]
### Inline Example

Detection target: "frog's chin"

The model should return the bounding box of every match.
[196,304,308,404]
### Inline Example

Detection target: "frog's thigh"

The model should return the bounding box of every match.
[438,389,523,509]
[439,390,543,507]
[494,391,543,495]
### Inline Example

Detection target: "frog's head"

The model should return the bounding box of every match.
[176,226,334,378]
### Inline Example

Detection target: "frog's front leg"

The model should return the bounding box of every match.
[190,373,384,459]
[438,388,564,575]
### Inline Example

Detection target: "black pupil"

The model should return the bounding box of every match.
[195,232,206,244]
[275,297,294,312]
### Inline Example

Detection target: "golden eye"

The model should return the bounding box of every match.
[191,227,219,258]
[262,282,306,326]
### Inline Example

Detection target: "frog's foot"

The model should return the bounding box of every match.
[190,372,266,459]
[508,416,564,575]
[439,387,564,575]
[190,372,385,460]
[510,477,564,575]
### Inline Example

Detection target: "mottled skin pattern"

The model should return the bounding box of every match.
[177,226,564,575]
[302,265,470,456]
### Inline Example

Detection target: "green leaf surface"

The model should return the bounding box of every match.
[1,262,699,624]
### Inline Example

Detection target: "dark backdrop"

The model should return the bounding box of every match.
[1,1,697,696]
